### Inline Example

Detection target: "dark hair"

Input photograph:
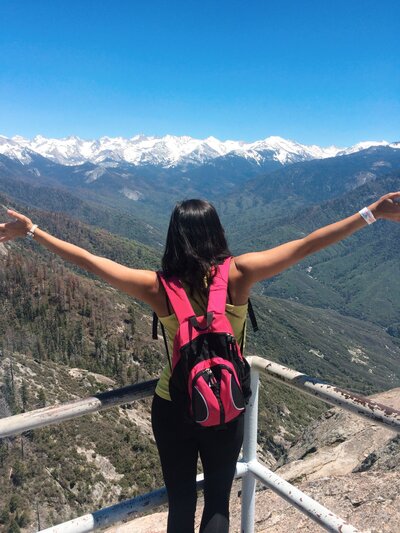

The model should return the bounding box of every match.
[162,199,231,295]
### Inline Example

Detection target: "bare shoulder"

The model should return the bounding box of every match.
[145,272,171,316]
[228,256,251,305]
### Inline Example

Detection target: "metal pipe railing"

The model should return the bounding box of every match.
[32,367,364,533]
[39,487,169,533]
[248,356,400,432]
[247,460,359,533]
[241,369,259,532]
[38,464,249,533]
[240,368,361,533]
[2,357,398,532]
[0,379,157,438]
[2,357,399,439]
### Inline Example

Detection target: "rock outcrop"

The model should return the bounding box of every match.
[104,388,400,532]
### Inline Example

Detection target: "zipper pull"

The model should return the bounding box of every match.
[227,334,235,359]
[205,368,218,389]
[205,368,215,388]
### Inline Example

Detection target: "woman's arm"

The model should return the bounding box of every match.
[0,209,158,303]
[234,192,400,287]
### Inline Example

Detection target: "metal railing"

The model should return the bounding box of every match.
[0,379,158,438]
[1,356,399,532]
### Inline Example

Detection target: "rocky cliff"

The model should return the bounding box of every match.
[110,388,399,533]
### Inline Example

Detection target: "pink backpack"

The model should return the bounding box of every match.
[154,257,252,427]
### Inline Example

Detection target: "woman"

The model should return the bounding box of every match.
[1,193,399,533]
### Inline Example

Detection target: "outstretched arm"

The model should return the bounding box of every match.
[235,192,400,287]
[0,209,158,303]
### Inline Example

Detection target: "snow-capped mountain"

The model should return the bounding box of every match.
[1,133,397,169]
[337,141,400,156]
[0,136,36,165]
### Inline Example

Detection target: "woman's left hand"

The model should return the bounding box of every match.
[369,191,400,222]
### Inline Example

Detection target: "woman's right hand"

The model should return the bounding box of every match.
[0,209,33,243]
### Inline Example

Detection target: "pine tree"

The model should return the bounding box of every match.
[128,304,136,336]
[20,380,29,412]
[33,338,45,362]
[38,389,46,408]
[7,520,21,533]
[0,441,8,467]
[3,366,17,414]
[11,461,26,487]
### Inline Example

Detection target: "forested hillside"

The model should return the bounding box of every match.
[1,145,400,531]
[226,174,400,331]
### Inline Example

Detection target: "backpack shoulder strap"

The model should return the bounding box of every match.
[247,298,259,332]
[207,257,259,331]
[157,272,196,325]
[207,256,231,315]
[152,311,172,371]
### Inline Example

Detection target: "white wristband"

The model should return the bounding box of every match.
[26,224,38,238]
[358,207,376,225]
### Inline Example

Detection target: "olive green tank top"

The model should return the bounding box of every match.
[155,293,248,401]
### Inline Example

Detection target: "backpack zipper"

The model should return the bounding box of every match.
[214,382,225,426]
[192,367,226,425]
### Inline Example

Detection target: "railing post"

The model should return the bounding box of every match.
[241,367,259,533]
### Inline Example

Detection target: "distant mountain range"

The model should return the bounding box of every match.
[2,134,400,227]
[1,133,399,169]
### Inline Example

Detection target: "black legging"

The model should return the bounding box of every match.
[151,393,244,533]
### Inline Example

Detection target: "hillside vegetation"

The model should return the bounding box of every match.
[227,174,400,330]
[1,146,400,531]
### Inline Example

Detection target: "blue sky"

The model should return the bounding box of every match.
[0,0,399,146]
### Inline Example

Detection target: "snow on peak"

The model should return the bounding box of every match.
[0,136,34,164]
[231,136,343,164]
[1,134,398,168]
[337,140,390,156]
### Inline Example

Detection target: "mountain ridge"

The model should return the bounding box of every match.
[1,133,399,170]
